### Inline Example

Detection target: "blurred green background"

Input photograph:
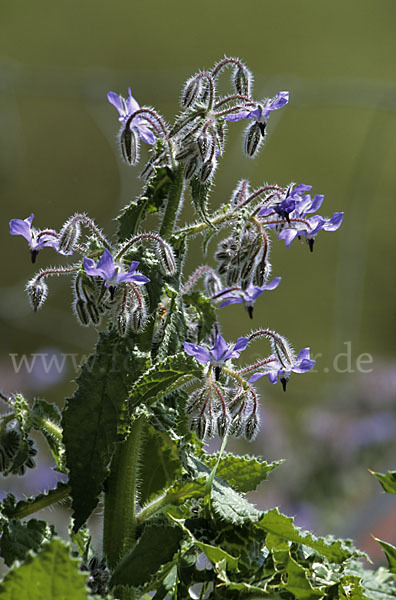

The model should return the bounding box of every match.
[1,0,395,561]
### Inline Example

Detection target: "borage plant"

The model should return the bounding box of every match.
[1,58,395,600]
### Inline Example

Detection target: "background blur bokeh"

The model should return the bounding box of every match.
[1,0,395,564]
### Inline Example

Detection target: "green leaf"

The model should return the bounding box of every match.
[117,166,173,241]
[0,538,89,600]
[195,542,238,572]
[0,519,54,567]
[182,292,217,343]
[139,424,183,505]
[375,539,396,575]
[110,522,183,588]
[62,331,148,530]
[371,470,396,495]
[284,554,324,598]
[256,508,363,563]
[201,453,283,493]
[187,456,262,524]
[1,483,70,522]
[128,353,203,409]
[31,398,65,472]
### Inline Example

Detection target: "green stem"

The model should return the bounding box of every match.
[12,484,71,519]
[159,164,184,241]
[103,416,146,571]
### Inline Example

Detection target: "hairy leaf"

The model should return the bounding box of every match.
[201,453,283,492]
[0,519,54,567]
[62,331,148,530]
[31,398,65,472]
[0,538,89,600]
[190,178,213,226]
[110,522,183,587]
[139,424,183,505]
[257,508,363,563]
[128,353,203,409]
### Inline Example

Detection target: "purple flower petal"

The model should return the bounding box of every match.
[184,342,211,364]
[9,214,35,242]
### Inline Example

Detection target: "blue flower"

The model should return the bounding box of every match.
[217,278,281,318]
[83,249,150,298]
[224,91,289,133]
[9,214,59,263]
[184,333,249,379]
[107,89,156,145]
[249,347,316,391]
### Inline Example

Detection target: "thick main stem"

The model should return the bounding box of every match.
[159,164,184,241]
[103,416,146,572]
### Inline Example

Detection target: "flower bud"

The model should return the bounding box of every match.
[175,144,197,162]
[120,125,140,165]
[200,158,217,184]
[233,65,252,97]
[183,154,200,180]
[58,218,81,254]
[244,122,263,158]
[156,241,177,276]
[26,278,48,312]
[86,300,100,325]
[244,412,259,440]
[204,272,222,296]
[230,180,250,208]
[0,428,21,472]
[181,76,202,108]
[130,303,147,333]
[74,299,90,326]
[217,412,231,437]
[115,311,130,337]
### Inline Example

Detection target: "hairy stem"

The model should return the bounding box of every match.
[103,416,146,572]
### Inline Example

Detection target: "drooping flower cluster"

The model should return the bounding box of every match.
[9,57,341,441]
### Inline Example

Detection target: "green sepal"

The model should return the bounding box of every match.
[128,353,203,409]
[370,470,396,495]
[0,538,90,600]
[0,519,54,567]
[117,166,174,241]
[110,521,183,588]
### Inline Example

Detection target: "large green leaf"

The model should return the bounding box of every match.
[62,331,149,530]
[0,538,89,600]
[201,453,283,493]
[371,470,396,495]
[256,508,363,563]
[0,519,54,567]
[110,522,183,588]
[128,353,203,409]
[375,539,396,576]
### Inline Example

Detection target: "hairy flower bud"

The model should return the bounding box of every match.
[200,158,217,184]
[181,76,202,108]
[156,241,177,276]
[175,144,198,162]
[58,218,81,254]
[26,278,48,312]
[230,180,250,208]
[74,299,90,326]
[217,412,231,437]
[120,125,140,165]
[244,122,263,158]
[130,303,147,333]
[204,272,222,297]
[244,412,259,441]
[86,300,100,325]
[184,154,200,180]
[233,65,252,97]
